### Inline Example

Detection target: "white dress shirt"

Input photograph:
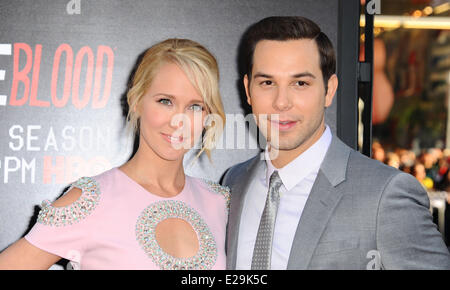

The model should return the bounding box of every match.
[236,125,332,269]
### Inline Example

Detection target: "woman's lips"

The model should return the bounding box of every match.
[271,120,297,131]
[161,133,184,144]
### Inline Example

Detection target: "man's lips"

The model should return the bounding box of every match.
[270,120,297,130]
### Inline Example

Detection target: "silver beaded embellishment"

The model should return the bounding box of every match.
[37,177,101,227]
[135,200,217,270]
[203,179,231,211]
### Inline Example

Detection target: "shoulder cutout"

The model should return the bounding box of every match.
[37,177,101,227]
[51,187,82,208]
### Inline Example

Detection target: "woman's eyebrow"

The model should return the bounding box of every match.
[153,93,204,104]
[187,99,205,104]
[152,93,174,98]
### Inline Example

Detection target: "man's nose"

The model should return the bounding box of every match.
[273,87,292,111]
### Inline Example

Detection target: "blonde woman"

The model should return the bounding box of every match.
[0,39,229,270]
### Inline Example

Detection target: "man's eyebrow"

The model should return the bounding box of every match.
[292,72,316,79]
[253,72,316,79]
[253,72,273,79]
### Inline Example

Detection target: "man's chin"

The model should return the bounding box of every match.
[268,140,305,152]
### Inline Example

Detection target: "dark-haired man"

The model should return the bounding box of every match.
[223,16,450,269]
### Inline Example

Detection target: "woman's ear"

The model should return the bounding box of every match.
[133,100,142,117]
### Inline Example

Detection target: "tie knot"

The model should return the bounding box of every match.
[269,171,283,190]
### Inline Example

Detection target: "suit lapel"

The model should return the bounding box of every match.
[286,171,345,269]
[287,136,352,269]
[227,156,261,269]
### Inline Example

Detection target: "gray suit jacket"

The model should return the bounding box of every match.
[222,135,450,269]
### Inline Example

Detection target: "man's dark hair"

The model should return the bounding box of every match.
[243,16,336,89]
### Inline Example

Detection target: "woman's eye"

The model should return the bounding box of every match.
[158,99,172,105]
[190,104,204,112]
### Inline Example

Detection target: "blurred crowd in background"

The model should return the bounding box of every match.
[373,141,450,244]
[373,141,450,204]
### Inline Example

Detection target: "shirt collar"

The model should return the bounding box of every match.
[264,125,332,191]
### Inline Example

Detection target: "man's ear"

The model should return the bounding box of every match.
[325,74,338,107]
[243,74,251,106]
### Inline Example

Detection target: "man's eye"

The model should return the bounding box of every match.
[260,80,273,86]
[190,104,204,112]
[158,99,172,105]
[296,81,307,86]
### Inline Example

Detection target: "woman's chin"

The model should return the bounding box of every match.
[156,147,190,162]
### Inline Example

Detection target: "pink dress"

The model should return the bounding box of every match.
[24,168,229,270]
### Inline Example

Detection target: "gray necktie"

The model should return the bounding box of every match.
[251,170,283,270]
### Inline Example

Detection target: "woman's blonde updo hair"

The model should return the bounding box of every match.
[127,38,225,159]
